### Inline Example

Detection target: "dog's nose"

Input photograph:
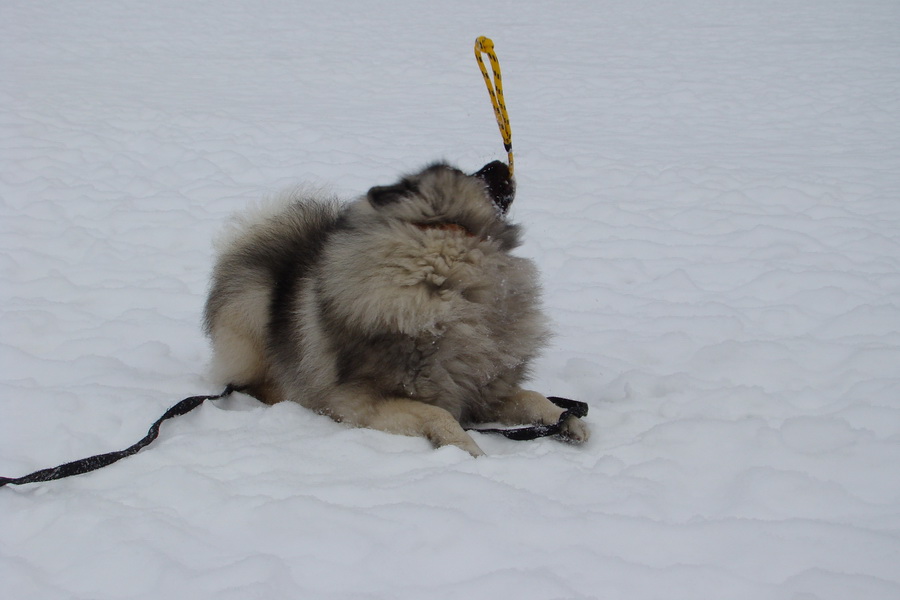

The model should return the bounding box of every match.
[473,160,515,213]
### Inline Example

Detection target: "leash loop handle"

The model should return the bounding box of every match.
[475,36,514,176]
[466,396,589,442]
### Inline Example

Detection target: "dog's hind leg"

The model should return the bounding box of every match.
[206,286,282,403]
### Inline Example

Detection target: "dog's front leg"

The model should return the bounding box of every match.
[494,389,591,444]
[325,386,485,457]
[370,398,486,457]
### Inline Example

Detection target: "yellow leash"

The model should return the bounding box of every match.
[474,36,514,177]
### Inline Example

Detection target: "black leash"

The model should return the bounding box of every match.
[0,386,240,488]
[466,397,589,441]
[1,388,588,488]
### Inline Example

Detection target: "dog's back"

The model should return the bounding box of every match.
[203,192,342,402]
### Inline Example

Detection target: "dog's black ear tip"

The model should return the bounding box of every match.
[367,185,397,206]
[367,180,416,207]
[473,161,516,213]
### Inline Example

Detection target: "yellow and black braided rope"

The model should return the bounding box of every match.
[475,36,514,176]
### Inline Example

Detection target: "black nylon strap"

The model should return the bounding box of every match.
[466,396,589,441]
[1,390,588,487]
[0,386,239,488]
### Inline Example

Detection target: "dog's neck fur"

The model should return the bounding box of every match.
[413,222,475,237]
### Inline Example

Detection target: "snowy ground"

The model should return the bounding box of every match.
[3,1,900,598]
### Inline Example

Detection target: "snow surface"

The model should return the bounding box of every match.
[2,1,900,598]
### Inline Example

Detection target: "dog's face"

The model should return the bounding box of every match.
[364,161,519,249]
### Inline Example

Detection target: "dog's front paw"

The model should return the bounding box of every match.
[427,420,486,457]
[557,415,590,445]
[451,436,487,458]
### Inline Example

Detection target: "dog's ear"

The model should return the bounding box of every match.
[473,161,515,213]
[367,183,405,207]
[367,179,417,207]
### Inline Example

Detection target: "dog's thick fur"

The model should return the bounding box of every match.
[203,162,589,456]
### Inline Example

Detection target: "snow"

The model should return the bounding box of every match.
[2,0,899,598]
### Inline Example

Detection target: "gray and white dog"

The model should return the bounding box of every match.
[203,161,589,456]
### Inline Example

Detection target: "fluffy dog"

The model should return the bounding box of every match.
[203,161,589,456]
